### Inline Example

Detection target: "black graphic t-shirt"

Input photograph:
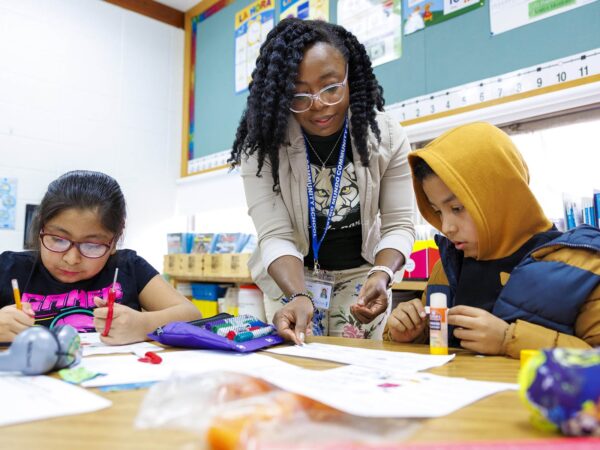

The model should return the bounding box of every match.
[303,128,366,271]
[0,250,158,332]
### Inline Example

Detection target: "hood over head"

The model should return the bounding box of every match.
[409,122,552,260]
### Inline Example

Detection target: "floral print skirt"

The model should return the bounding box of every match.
[263,264,391,340]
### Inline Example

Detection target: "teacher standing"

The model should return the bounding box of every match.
[230,18,415,344]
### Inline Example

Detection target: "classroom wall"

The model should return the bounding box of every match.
[175,168,255,234]
[189,0,600,160]
[1,0,596,269]
[0,0,185,270]
[175,111,600,237]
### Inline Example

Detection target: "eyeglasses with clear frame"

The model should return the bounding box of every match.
[289,64,348,113]
[40,231,114,259]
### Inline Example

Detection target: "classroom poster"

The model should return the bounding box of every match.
[402,0,484,35]
[279,0,330,21]
[489,0,598,35]
[234,0,275,93]
[337,0,402,67]
[0,178,17,230]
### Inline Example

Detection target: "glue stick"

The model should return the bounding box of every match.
[429,292,448,355]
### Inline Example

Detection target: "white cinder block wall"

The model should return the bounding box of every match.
[0,0,185,270]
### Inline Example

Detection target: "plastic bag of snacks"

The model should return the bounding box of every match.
[135,372,420,450]
[519,347,600,436]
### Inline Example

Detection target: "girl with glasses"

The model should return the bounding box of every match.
[0,170,200,344]
[230,19,415,344]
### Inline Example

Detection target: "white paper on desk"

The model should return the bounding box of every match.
[80,349,301,387]
[79,332,164,357]
[266,342,455,372]
[252,364,518,418]
[0,375,111,427]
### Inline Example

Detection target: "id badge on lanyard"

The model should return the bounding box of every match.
[304,267,335,310]
[304,117,348,311]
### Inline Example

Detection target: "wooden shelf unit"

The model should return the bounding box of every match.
[168,274,426,291]
[167,275,253,285]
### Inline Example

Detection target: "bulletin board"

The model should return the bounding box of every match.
[181,0,600,177]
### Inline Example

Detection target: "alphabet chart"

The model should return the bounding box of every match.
[387,47,600,125]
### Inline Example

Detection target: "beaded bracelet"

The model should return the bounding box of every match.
[288,292,315,309]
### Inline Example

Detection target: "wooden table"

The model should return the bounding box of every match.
[0,337,556,450]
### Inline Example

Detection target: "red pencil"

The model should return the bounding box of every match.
[102,268,119,337]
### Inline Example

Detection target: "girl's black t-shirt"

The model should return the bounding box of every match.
[0,249,158,332]
[303,128,367,271]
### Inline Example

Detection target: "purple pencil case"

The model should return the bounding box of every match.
[148,313,284,353]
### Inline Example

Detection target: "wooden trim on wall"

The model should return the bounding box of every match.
[186,0,224,17]
[105,0,185,28]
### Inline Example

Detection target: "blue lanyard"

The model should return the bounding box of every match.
[304,118,349,273]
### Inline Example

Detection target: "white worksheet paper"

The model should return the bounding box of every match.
[78,347,513,418]
[255,364,518,418]
[266,342,455,371]
[0,375,111,427]
[80,332,164,357]
[79,349,300,387]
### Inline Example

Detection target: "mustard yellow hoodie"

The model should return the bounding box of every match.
[408,122,552,260]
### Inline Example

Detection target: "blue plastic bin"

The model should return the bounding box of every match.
[191,283,227,300]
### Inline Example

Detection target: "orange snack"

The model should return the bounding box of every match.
[207,391,341,450]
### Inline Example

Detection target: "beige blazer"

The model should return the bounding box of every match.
[241,111,415,298]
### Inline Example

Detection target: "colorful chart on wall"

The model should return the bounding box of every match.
[234,0,275,93]
[337,0,402,67]
[402,0,483,35]
[279,0,329,20]
[490,0,598,35]
[0,178,17,230]
[386,47,600,124]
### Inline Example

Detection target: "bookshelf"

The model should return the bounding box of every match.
[165,253,428,291]
[168,274,253,286]
[166,269,425,292]
[168,275,426,291]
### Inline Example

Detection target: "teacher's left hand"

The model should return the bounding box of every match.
[350,272,389,324]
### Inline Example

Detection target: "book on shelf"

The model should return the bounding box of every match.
[594,190,600,228]
[211,233,250,254]
[167,232,193,254]
[191,233,215,254]
[562,191,600,230]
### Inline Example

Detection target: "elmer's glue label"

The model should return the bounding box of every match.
[429,292,448,355]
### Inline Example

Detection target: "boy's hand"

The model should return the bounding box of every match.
[351,272,389,324]
[386,299,427,342]
[93,296,147,345]
[448,305,509,355]
[0,303,35,342]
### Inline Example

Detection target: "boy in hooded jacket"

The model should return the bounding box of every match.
[385,122,600,358]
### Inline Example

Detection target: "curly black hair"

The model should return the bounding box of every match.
[229,18,385,192]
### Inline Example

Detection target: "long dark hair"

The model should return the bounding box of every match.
[229,18,385,191]
[29,170,127,249]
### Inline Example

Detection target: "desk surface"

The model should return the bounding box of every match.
[1,337,553,450]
